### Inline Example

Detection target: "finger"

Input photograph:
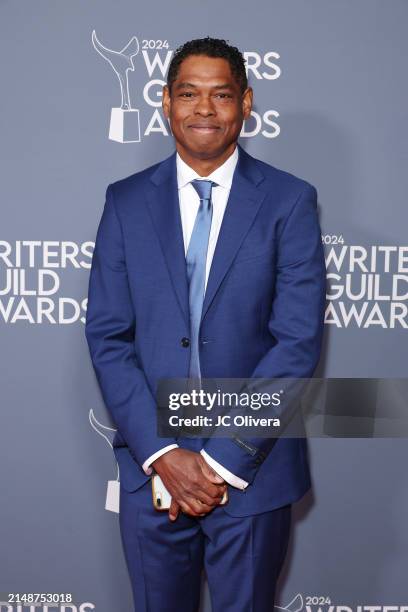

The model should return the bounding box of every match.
[185,496,214,516]
[193,488,225,507]
[200,460,225,484]
[196,478,227,500]
[178,497,210,517]
[182,470,225,500]
[169,499,180,521]
[179,499,197,516]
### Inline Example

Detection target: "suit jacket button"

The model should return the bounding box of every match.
[181,337,190,348]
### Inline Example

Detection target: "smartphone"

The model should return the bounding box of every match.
[152,473,229,511]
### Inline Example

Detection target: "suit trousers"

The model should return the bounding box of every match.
[119,479,291,612]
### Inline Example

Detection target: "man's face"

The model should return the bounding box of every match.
[162,54,252,160]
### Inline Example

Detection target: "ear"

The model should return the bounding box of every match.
[241,86,253,120]
[162,85,171,119]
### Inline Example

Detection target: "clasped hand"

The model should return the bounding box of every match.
[152,448,227,521]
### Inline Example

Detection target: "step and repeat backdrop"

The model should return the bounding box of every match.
[1,1,407,610]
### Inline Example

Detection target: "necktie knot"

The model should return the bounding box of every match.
[190,179,217,201]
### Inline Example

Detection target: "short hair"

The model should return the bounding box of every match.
[167,36,248,95]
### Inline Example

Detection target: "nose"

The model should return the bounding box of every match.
[194,94,215,116]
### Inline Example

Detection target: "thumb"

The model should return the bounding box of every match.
[201,460,225,484]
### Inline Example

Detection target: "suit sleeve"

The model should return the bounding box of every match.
[85,184,178,467]
[202,183,326,484]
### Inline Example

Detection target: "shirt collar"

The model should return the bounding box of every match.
[176,145,239,190]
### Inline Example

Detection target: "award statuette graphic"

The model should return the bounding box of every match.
[275,594,304,612]
[92,30,141,143]
[89,409,120,513]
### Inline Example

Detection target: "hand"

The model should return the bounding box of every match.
[152,448,227,521]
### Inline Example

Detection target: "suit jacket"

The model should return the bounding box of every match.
[85,143,326,517]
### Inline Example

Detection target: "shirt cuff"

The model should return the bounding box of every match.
[200,449,249,490]
[142,444,179,475]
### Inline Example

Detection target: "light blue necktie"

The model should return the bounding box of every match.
[186,179,218,380]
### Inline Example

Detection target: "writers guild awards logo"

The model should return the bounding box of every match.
[275,594,303,612]
[89,409,120,513]
[91,30,141,143]
[274,593,408,612]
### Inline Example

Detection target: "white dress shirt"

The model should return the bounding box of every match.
[142,145,249,490]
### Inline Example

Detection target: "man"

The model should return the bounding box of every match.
[85,37,326,612]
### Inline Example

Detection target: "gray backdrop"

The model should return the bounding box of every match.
[1,0,407,610]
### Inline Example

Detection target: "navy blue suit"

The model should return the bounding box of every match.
[85,144,326,610]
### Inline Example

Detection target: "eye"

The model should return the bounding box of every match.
[179,92,195,98]
[215,93,232,99]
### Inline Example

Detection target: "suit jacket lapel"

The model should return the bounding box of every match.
[201,144,267,322]
[145,152,190,326]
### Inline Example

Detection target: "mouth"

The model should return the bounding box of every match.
[188,124,221,133]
